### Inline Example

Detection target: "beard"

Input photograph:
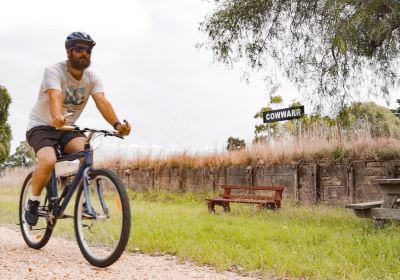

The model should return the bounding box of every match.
[69,55,91,71]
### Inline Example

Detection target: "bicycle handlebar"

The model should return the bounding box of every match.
[58,125,124,140]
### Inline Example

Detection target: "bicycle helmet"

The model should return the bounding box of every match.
[65,32,96,49]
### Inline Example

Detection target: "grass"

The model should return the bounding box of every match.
[1,187,400,279]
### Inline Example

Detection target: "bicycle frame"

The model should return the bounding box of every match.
[45,142,100,220]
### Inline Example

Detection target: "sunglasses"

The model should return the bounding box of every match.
[71,45,93,54]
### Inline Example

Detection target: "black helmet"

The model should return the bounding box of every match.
[65,32,96,49]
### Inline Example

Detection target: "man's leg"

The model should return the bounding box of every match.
[63,136,88,164]
[25,146,57,226]
[31,146,57,196]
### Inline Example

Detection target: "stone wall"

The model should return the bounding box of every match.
[117,160,400,205]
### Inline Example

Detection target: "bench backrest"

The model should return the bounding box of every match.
[220,185,284,201]
[221,185,284,191]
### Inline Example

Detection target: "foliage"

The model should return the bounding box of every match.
[5,141,35,168]
[391,99,400,118]
[254,95,400,142]
[337,101,400,138]
[253,95,284,141]
[200,0,400,109]
[0,86,12,165]
[226,136,246,151]
[270,95,283,104]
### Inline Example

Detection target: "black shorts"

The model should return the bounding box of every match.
[26,125,86,154]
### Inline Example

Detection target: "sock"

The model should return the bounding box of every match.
[30,195,41,202]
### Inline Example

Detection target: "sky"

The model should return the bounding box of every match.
[0,0,394,159]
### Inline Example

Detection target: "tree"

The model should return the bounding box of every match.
[391,99,400,119]
[0,86,12,165]
[6,141,35,168]
[226,137,246,151]
[253,95,285,142]
[200,0,400,110]
[336,101,400,137]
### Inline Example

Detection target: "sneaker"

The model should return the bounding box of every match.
[82,202,96,218]
[24,199,40,226]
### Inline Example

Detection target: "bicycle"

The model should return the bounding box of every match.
[18,126,131,268]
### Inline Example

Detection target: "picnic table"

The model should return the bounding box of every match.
[346,179,400,225]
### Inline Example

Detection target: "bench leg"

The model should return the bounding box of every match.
[223,202,230,213]
[207,201,216,213]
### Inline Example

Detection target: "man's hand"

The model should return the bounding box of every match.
[53,115,67,128]
[116,120,131,136]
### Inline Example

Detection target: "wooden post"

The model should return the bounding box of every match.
[245,166,254,185]
[385,161,396,179]
[246,166,254,195]
[294,164,300,202]
[210,168,216,196]
[179,169,186,193]
[149,169,155,189]
[348,165,355,203]
[124,169,131,189]
[341,165,348,203]
[312,163,321,203]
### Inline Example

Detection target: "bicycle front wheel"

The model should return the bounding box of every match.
[74,168,131,267]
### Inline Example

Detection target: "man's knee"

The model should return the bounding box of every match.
[64,136,86,154]
[36,147,57,170]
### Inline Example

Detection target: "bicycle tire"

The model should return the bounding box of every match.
[19,172,54,249]
[74,168,131,267]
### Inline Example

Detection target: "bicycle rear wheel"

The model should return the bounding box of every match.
[19,172,54,249]
[74,168,131,267]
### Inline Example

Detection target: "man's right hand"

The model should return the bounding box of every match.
[116,120,131,136]
[53,115,67,128]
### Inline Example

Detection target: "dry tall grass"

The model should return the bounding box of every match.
[96,122,400,170]
[1,122,399,176]
[0,162,78,188]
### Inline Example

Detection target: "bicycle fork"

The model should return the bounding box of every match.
[82,167,96,218]
[84,170,110,220]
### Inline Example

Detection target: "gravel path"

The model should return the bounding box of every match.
[0,226,260,280]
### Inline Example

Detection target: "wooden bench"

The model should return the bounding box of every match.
[206,185,284,213]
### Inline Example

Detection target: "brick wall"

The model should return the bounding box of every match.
[117,160,400,205]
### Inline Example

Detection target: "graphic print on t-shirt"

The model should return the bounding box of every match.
[64,86,86,105]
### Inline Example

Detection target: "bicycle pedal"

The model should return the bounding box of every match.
[82,212,96,219]
[60,214,74,219]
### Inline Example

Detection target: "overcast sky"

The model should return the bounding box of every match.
[0,0,393,159]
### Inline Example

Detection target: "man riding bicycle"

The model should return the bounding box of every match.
[25,32,131,226]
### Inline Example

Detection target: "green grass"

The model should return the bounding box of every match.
[1,188,400,279]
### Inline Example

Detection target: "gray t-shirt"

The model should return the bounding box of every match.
[27,61,103,131]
